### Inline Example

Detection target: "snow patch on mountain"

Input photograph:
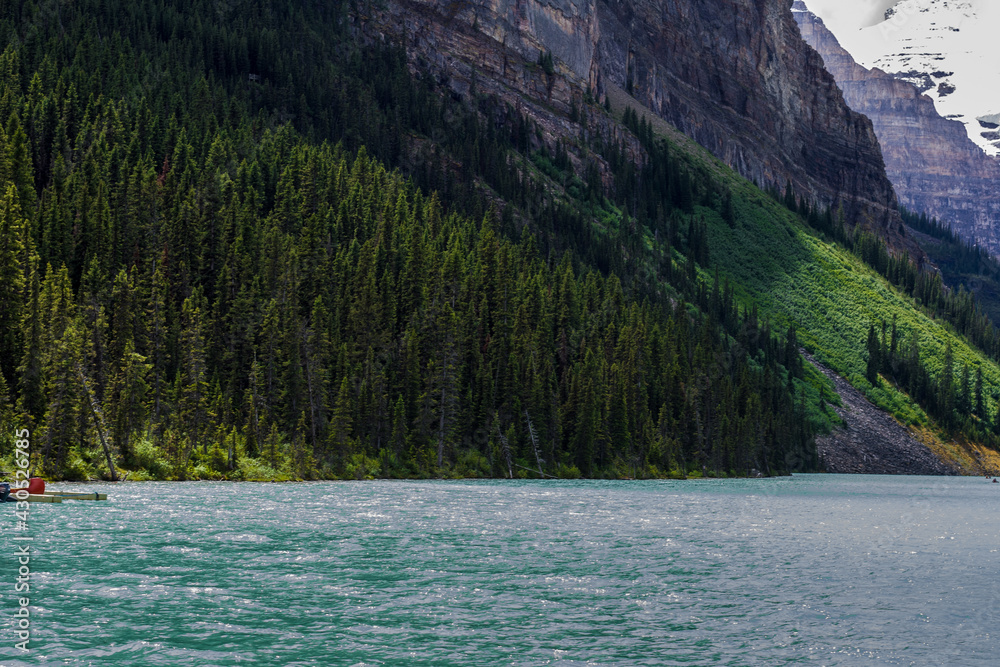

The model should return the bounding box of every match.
[800,0,1000,156]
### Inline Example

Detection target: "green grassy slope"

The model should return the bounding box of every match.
[701,158,1000,457]
[607,87,1000,470]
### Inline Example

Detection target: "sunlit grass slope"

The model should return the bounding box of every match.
[701,172,1000,440]
[612,85,1000,462]
[610,79,1000,465]
[594,84,995,469]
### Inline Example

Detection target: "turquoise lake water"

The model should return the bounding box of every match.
[1,475,998,665]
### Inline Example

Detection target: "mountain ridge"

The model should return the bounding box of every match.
[804,0,1000,156]
[367,0,919,255]
[793,3,1000,258]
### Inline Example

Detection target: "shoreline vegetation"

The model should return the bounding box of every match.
[10,453,796,483]
[2,1,1000,482]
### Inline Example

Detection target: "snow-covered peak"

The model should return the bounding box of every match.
[800,0,1000,156]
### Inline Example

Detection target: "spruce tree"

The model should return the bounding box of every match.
[975,366,985,419]
[328,375,354,469]
[0,188,25,389]
[40,318,85,476]
[106,338,151,466]
[179,289,210,456]
[865,324,880,386]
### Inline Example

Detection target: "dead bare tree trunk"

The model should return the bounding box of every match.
[524,410,544,477]
[438,383,446,468]
[496,420,513,479]
[76,364,118,481]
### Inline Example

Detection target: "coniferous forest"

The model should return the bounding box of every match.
[0,0,831,480]
[5,0,1000,481]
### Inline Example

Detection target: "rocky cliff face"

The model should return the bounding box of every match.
[594,0,904,235]
[793,3,1000,257]
[366,0,913,247]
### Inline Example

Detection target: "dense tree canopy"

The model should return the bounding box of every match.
[0,0,830,479]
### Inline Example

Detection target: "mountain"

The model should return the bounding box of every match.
[793,2,1000,258]
[3,0,1000,480]
[804,0,1000,156]
[370,0,915,253]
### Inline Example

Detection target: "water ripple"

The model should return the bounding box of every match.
[1,476,999,665]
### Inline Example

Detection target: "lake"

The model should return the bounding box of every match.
[2,475,998,665]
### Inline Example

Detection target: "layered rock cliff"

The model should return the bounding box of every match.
[365,0,913,248]
[803,0,1000,158]
[793,3,1000,257]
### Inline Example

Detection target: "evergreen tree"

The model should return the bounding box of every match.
[16,258,44,422]
[106,340,150,466]
[865,324,880,385]
[940,342,955,423]
[328,375,355,469]
[40,318,85,475]
[178,289,210,457]
[959,364,971,416]
[975,366,984,419]
[0,185,25,386]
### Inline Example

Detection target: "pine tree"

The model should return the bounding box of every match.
[179,289,210,457]
[0,361,9,425]
[146,256,170,430]
[940,341,955,423]
[328,375,354,469]
[0,185,25,386]
[429,303,461,469]
[389,394,407,457]
[244,356,268,458]
[16,258,44,422]
[4,116,36,213]
[958,363,971,417]
[40,318,85,476]
[975,366,984,419]
[722,191,735,228]
[865,324,880,386]
[265,421,282,471]
[303,296,332,454]
[107,268,138,371]
[106,339,150,466]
